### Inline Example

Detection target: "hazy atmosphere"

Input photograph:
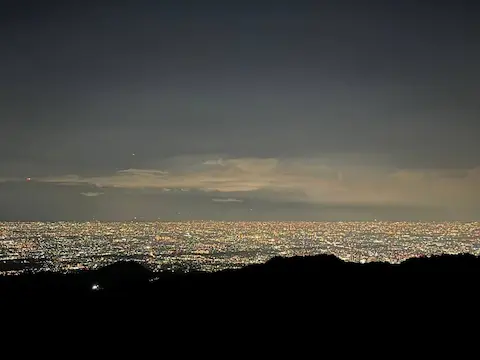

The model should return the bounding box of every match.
[1,0,479,221]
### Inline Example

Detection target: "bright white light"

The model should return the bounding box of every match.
[91,284,100,291]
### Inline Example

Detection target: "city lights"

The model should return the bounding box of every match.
[0,221,478,276]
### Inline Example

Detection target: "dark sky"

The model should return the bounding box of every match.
[1,0,479,221]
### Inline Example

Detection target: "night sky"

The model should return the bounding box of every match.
[1,0,479,221]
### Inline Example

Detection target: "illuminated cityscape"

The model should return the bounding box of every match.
[0,221,479,276]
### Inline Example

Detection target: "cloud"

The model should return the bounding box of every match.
[80,192,104,197]
[0,177,25,183]
[36,155,480,210]
[212,198,244,203]
[203,159,225,166]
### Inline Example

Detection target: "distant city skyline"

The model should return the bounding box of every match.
[1,0,479,221]
[1,220,478,275]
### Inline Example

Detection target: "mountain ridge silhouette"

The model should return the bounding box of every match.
[1,253,479,299]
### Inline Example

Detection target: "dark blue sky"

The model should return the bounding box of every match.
[1,0,479,221]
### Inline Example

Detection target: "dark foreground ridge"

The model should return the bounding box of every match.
[1,253,480,301]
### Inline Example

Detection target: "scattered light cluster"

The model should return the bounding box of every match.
[0,221,479,275]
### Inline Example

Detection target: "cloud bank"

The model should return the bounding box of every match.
[37,155,480,210]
